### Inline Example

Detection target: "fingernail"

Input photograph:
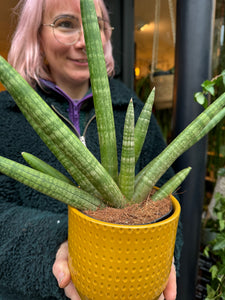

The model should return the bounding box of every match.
[57,272,65,286]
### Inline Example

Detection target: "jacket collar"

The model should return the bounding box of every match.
[39,78,93,104]
[37,77,132,108]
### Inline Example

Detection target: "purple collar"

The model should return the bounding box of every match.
[39,78,92,102]
[39,79,93,134]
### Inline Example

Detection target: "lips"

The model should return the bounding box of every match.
[69,57,88,63]
[76,59,88,63]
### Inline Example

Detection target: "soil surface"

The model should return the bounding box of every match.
[84,190,172,225]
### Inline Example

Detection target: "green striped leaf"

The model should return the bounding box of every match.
[133,92,225,203]
[134,88,155,163]
[0,156,103,211]
[0,56,126,208]
[119,99,135,201]
[33,129,102,198]
[188,106,225,146]
[22,152,74,185]
[151,167,192,201]
[80,0,118,183]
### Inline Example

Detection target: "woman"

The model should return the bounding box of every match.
[0,0,182,299]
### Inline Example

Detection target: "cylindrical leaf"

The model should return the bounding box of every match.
[22,152,74,185]
[133,92,225,203]
[134,88,155,163]
[0,156,102,211]
[80,0,118,183]
[119,99,135,201]
[151,167,192,201]
[0,56,126,208]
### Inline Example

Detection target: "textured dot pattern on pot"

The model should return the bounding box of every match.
[68,195,180,300]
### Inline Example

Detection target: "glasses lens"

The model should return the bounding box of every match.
[53,17,80,45]
[97,18,105,31]
[97,17,113,35]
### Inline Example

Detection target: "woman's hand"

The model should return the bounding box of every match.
[52,241,81,300]
[53,241,176,300]
[158,260,177,300]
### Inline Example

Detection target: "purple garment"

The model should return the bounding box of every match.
[40,79,93,134]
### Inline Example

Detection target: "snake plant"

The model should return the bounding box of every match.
[0,0,225,211]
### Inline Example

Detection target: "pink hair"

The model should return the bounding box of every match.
[8,0,115,88]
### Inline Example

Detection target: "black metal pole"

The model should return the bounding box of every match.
[122,0,134,90]
[105,0,134,90]
[173,1,215,299]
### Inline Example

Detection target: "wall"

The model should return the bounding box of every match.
[0,0,18,91]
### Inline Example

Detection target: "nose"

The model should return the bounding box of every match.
[75,27,86,48]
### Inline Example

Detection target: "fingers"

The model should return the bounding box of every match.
[64,281,81,300]
[53,242,176,300]
[52,241,71,288]
[52,241,81,299]
[163,262,177,300]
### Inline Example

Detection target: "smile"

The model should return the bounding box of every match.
[69,58,88,63]
[76,59,88,63]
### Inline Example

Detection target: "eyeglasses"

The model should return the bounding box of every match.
[42,15,114,46]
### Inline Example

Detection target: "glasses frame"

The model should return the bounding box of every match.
[42,16,114,46]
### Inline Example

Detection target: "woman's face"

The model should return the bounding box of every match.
[41,0,107,94]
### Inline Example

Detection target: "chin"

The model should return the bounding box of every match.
[72,74,90,83]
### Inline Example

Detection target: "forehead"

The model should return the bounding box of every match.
[43,0,102,21]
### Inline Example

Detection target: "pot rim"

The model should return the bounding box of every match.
[68,194,181,229]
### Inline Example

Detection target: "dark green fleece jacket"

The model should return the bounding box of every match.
[0,78,183,299]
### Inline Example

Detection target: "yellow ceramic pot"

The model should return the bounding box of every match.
[68,194,180,300]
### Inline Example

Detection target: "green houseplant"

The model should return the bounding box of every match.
[195,72,225,188]
[1,0,225,298]
[203,191,225,300]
